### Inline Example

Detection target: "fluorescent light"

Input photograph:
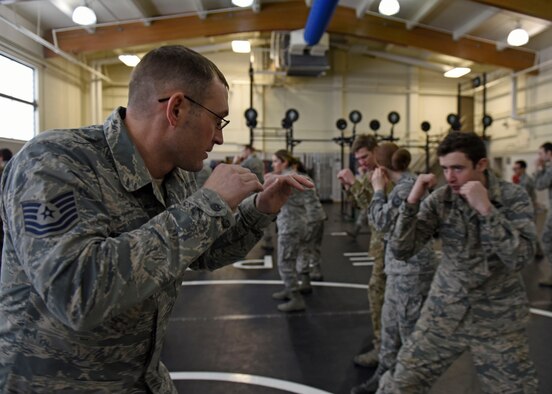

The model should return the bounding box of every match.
[72,6,97,26]
[379,0,400,16]
[118,54,141,67]
[444,67,471,78]
[232,0,254,7]
[231,40,251,53]
[507,27,529,46]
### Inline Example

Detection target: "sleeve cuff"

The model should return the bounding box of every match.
[238,194,277,229]
[400,201,420,217]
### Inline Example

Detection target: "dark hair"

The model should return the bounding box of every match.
[273,149,294,165]
[540,142,552,153]
[244,144,255,152]
[375,143,411,172]
[128,45,228,113]
[514,160,527,169]
[437,131,486,166]
[351,134,378,153]
[0,148,13,162]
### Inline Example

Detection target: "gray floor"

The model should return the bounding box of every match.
[161,202,552,393]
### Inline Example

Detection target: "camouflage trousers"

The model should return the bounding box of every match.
[377,310,539,393]
[368,230,386,344]
[298,220,324,270]
[541,212,552,257]
[277,232,308,291]
[379,273,433,372]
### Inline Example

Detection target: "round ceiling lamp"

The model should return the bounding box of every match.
[378,0,400,16]
[72,6,97,26]
[507,27,529,46]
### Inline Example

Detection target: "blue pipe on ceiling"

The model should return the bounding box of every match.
[303,0,340,46]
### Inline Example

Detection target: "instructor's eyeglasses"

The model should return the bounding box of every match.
[158,95,230,130]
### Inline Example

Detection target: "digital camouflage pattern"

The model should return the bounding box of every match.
[298,173,327,272]
[276,169,308,290]
[346,173,386,343]
[0,108,275,393]
[535,163,552,258]
[368,172,437,373]
[378,171,538,393]
[241,154,264,184]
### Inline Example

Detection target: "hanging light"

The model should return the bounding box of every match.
[444,67,471,78]
[232,0,254,7]
[378,0,400,16]
[118,54,141,67]
[72,5,97,26]
[507,27,529,46]
[231,40,251,53]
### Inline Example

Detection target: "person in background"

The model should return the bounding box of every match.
[270,150,311,312]
[292,159,327,281]
[351,143,437,394]
[378,131,538,393]
[0,45,312,392]
[337,134,386,368]
[513,159,543,259]
[233,144,264,183]
[534,142,552,286]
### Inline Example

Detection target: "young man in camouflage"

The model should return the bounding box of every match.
[0,46,312,393]
[337,134,386,368]
[378,131,538,393]
[534,142,552,286]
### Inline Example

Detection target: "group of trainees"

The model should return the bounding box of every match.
[339,132,539,393]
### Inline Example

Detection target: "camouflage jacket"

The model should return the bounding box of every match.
[390,171,535,333]
[300,173,327,223]
[241,154,264,183]
[534,162,552,205]
[0,107,274,393]
[369,172,437,275]
[517,173,536,207]
[347,173,373,211]
[276,169,307,235]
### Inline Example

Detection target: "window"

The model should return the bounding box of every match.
[0,54,37,141]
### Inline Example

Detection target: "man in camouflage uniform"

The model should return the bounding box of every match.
[534,142,552,286]
[0,46,312,393]
[338,134,386,368]
[234,144,265,183]
[378,132,538,393]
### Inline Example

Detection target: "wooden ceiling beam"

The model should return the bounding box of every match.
[47,1,535,71]
[470,0,552,21]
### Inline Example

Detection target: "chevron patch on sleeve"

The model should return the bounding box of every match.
[21,191,79,237]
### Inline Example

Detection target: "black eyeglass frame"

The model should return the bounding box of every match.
[158,95,230,130]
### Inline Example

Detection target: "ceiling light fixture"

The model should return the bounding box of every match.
[231,0,254,7]
[231,40,251,53]
[72,5,97,26]
[444,67,471,78]
[378,0,400,16]
[507,26,529,47]
[118,54,141,67]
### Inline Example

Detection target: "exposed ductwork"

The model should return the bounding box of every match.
[303,0,339,46]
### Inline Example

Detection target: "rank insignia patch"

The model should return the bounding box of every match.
[21,191,79,237]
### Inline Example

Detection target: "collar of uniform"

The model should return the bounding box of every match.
[104,107,152,192]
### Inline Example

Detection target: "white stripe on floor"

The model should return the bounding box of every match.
[180,280,552,319]
[530,308,552,319]
[350,256,375,261]
[330,231,348,236]
[169,371,332,394]
[170,310,370,323]
[344,252,369,256]
[352,262,374,266]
